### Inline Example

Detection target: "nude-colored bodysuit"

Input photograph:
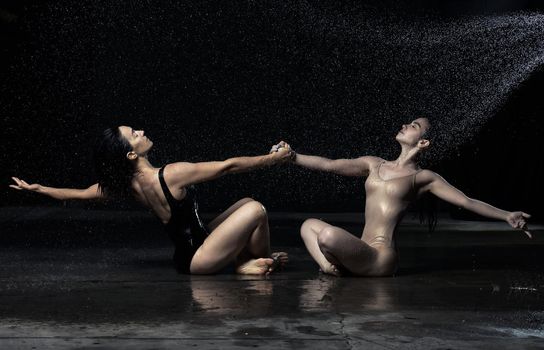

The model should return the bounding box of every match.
[363,160,421,250]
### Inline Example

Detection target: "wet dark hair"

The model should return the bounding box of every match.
[421,120,435,143]
[419,118,437,163]
[417,117,438,232]
[93,127,135,198]
[417,192,438,232]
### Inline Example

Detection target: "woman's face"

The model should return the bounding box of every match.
[395,117,431,146]
[118,125,154,156]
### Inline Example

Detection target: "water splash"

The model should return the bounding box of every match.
[273,5,544,160]
[3,2,544,208]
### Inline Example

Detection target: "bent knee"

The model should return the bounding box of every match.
[300,218,324,237]
[240,200,267,220]
[237,197,255,206]
[317,227,340,250]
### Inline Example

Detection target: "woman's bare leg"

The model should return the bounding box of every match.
[301,218,388,276]
[300,219,342,276]
[316,225,381,276]
[208,198,285,260]
[207,197,254,231]
[208,197,287,268]
[190,200,286,275]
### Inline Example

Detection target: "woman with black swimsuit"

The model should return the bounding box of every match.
[10,125,290,275]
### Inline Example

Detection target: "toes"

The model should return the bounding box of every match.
[262,258,278,275]
[261,258,274,266]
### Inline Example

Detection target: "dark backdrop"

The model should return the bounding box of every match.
[1,0,543,219]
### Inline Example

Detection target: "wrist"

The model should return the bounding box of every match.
[267,152,278,164]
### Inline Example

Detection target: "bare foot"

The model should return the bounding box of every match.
[236,258,276,275]
[319,263,341,277]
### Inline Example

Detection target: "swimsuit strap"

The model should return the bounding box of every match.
[158,165,178,205]
[378,160,422,190]
[376,160,386,177]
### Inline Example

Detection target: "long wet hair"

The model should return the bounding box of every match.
[416,119,438,232]
[417,192,438,232]
[93,127,135,198]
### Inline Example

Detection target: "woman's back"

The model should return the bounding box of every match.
[129,166,187,224]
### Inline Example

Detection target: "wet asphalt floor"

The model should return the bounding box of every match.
[1,207,543,349]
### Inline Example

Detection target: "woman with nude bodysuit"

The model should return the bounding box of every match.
[274,117,531,277]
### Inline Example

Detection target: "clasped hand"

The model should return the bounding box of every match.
[269,141,295,162]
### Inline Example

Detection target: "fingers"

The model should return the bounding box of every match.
[277,147,290,154]
[271,252,289,265]
[12,177,30,189]
[11,177,27,190]
[506,212,533,239]
[512,219,532,239]
[274,141,290,149]
[269,142,296,163]
[270,142,287,153]
[517,219,531,238]
[10,176,39,191]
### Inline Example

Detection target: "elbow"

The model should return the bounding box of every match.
[220,159,237,175]
[459,197,473,210]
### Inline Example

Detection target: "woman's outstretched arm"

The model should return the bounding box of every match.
[165,143,293,188]
[10,177,103,200]
[294,154,375,176]
[418,170,532,238]
[277,142,377,177]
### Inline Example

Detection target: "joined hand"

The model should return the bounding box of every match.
[269,141,295,161]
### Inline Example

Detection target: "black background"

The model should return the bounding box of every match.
[1,0,543,219]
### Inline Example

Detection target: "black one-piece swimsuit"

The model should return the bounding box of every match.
[158,166,209,274]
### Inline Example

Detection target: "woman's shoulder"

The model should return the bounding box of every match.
[415,169,444,185]
[359,156,384,167]
[162,161,196,177]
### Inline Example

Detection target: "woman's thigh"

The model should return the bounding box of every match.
[207,197,255,231]
[316,226,389,276]
[190,200,266,274]
[300,218,332,240]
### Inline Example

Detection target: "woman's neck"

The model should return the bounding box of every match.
[134,156,155,173]
[393,145,420,169]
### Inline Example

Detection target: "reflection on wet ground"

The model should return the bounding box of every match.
[0,208,543,348]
